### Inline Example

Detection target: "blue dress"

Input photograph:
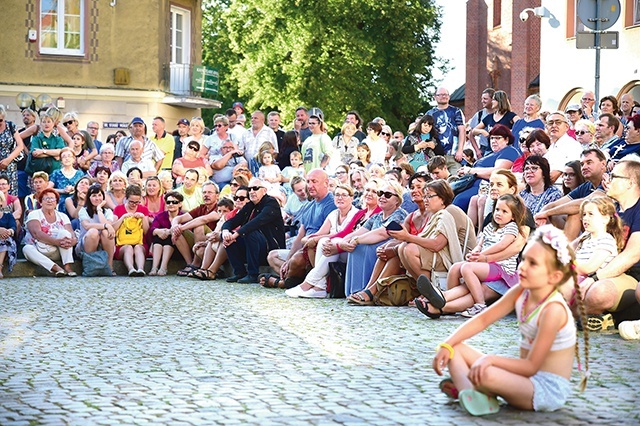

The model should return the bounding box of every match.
[453,145,519,212]
[345,208,408,296]
[50,169,86,215]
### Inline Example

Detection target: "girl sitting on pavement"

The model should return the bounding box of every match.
[422,194,526,318]
[432,225,589,416]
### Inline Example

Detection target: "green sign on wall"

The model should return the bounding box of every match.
[192,65,219,96]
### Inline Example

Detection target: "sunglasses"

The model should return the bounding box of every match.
[377,191,398,199]
[574,131,590,136]
[63,121,74,126]
[188,145,199,151]
[166,199,181,205]
[128,200,141,205]
[214,123,226,128]
[234,195,248,201]
[381,132,391,136]
[248,186,264,192]
[230,182,240,187]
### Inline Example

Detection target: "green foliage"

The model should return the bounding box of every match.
[202,0,446,133]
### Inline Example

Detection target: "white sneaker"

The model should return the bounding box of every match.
[618,319,640,340]
[299,288,328,299]
[460,303,487,318]
[285,285,305,298]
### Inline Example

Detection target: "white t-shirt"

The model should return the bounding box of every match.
[24,209,71,245]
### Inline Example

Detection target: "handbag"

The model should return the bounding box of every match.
[373,274,419,306]
[450,173,477,195]
[25,153,55,175]
[327,261,347,299]
[116,216,143,246]
[81,250,113,277]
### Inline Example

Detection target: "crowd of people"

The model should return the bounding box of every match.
[2,88,640,415]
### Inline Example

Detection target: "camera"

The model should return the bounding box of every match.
[519,11,529,22]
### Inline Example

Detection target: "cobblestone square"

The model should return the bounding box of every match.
[1,277,638,425]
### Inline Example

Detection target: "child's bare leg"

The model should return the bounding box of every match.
[446,262,464,290]
[460,262,491,304]
[448,343,484,392]
[473,367,535,410]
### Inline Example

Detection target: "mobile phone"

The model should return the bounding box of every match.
[385,221,403,231]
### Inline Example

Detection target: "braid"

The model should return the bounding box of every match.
[571,263,590,392]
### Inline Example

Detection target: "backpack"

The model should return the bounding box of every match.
[373,274,419,306]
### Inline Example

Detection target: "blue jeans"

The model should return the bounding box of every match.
[225,230,268,276]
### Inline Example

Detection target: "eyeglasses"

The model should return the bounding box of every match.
[523,166,541,173]
[248,186,264,192]
[234,195,248,201]
[41,197,57,202]
[63,121,74,126]
[377,191,398,199]
[334,193,351,198]
[230,182,240,187]
[381,132,391,136]
[546,119,566,126]
[435,93,449,97]
[166,200,181,205]
[424,194,439,200]
[575,130,590,136]
[582,97,595,102]
[128,200,141,205]
[88,127,99,131]
[610,173,631,181]
[489,136,504,141]
[214,124,226,128]
[563,172,575,178]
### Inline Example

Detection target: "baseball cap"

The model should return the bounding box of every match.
[565,104,582,113]
[232,102,244,112]
[177,118,190,126]
[131,117,145,125]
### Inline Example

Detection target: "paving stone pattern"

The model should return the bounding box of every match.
[1,277,638,425]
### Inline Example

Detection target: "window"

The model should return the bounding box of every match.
[39,0,84,55]
[635,0,640,24]
[169,6,192,94]
[493,0,502,28]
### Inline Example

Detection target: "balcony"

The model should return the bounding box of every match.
[162,63,221,109]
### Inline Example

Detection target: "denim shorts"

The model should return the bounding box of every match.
[530,371,572,412]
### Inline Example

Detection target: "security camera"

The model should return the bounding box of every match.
[520,11,529,22]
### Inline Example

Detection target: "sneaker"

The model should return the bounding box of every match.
[285,285,306,298]
[585,313,615,332]
[618,319,640,340]
[299,288,328,299]
[460,303,487,318]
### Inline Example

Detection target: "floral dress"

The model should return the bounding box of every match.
[0,121,19,195]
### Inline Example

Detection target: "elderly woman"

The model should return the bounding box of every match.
[332,122,359,165]
[148,191,191,276]
[398,180,475,292]
[347,173,430,304]
[341,181,407,296]
[453,124,520,212]
[22,188,77,276]
[574,119,597,149]
[105,171,127,210]
[113,185,150,276]
[285,184,359,298]
[88,144,120,176]
[510,95,545,152]
[0,105,26,196]
[402,114,444,169]
[0,191,18,278]
[519,156,562,217]
[77,184,116,272]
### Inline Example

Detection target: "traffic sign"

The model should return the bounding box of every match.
[577,0,621,31]
[576,31,619,49]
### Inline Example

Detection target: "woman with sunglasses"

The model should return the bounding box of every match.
[148,191,191,276]
[339,182,407,296]
[347,173,430,304]
[112,185,150,276]
[574,119,596,150]
[62,112,98,161]
[200,116,237,159]
[173,141,212,185]
[191,186,251,280]
[76,184,116,273]
[219,172,250,200]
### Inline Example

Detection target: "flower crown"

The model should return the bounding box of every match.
[536,225,572,266]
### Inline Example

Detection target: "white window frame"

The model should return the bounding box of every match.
[39,0,85,56]
[170,6,191,66]
[635,0,640,25]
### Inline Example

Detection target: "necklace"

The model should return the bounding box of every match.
[519,289,558,324]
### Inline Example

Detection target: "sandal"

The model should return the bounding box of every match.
[439,378,459,399]
[261,274,284,289]
[149,268,158,276]
[157,268,167,276]
[177,264,198,277]
[458,389,500,416]
[347,289,375,306]
[193,269,215,281]
[417,274,446,310]
[415,298,442,319]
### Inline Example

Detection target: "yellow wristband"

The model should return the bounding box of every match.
[437,342,455,359]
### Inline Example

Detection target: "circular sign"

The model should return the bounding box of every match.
[577,0,621,30]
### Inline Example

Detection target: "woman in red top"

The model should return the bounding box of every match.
[172,141,212,185]
[113,185,150,276]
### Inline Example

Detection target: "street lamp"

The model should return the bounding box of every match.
[15,92,54,111]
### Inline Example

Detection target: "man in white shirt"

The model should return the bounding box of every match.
[544,111,583,184]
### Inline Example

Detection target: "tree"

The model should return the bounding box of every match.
[202,0,446,133]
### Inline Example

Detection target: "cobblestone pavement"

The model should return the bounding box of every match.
[1,276,638,425]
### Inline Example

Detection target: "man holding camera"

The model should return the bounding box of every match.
[210,139,248,189]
